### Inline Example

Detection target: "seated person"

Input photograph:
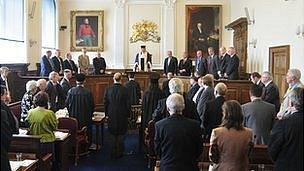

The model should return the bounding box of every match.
[28,92,58,155]
[36,79,47,92]
[154,93,203,171]
[93,51,106,75]
[20,80,37,127]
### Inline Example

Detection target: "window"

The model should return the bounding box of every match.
[0,0,25,63]
[41,0,57,54]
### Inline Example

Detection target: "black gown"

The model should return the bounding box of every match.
[124,80,141,105]
[65,86,94,142]
[142,88,164,128]
[104,83,131,135]
[1,110,13,171]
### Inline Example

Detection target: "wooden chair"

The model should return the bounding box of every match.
[144,120,157,168]
[58,117,88,166]
[9,134,53,171]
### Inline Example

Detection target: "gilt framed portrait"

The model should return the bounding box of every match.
[186,5,221,57]
[70,10,104,51]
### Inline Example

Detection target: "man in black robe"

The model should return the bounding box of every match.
[142,72,164,129]
[1,85,18,134]
[1,109,13,171]
[104,73,131,158]
[93,51,106,75]
[124,72,141,105]
[66,74,95,144]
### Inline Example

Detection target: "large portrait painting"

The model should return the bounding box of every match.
[186,5,221,57]
[70,10,104,51]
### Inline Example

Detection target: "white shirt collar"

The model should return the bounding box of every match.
[264,80,272,87]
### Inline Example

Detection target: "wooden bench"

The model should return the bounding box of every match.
[9,134,53,171]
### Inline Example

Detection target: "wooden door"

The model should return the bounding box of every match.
[269,45,290,99]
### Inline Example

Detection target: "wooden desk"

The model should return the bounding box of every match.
[54,133,71,171]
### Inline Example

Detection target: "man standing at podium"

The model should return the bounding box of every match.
[134,45,152,72]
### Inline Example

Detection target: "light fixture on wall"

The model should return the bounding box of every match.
[29,39,37,47]
[249,38,257,48]
[296,25,304,38]
[28,1,36,19]
[245,7,255,25]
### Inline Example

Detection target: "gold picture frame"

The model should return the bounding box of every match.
[70,10,104,51]
[186,5,222,57]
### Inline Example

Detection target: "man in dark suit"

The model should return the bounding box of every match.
[93,51,107,75]
[153,78,199,122]
[213,46,229,79]
[195,50,207,77]
[40,50,54,77]
[60,69,72,97]
[225,47,239,80]
[162,72,173,98]
[52,49,64,75]
[197,74,215,128]
[124,72,141,105]
[1,109,13,171]
[104,73,131,158]
[66,73,95,145]
[268,88,303,171]
[187,76,200,100]
[261,71,281,113]
[250,72,264,87]
[163,50,178,76]
[134,45,152,72]
[206,47,218,75]
[242,84,275,145]
[201,83,227,141]
[63,52,78,74]
[154,93,203,171]
[46,72,65,112]
[178,52,192,76]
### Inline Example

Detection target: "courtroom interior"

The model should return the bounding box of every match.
[0,0,303,171]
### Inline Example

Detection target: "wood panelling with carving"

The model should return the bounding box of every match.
[269,45,290,99]
[226,18,248,79]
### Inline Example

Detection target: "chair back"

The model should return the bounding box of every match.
[129,105,142,129]
[8,101,22,121]
[58,117,78,142]
[144,120,156,156]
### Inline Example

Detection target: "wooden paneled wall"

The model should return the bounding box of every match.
[9,71,252,110]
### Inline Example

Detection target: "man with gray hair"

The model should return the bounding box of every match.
[261,71,280,113]
[46,71,65,112]
[201,82,227,141]
[36,79,47,92]
[268,87,303,170]
[154,93,203,171]
[277,68,304,119]
[152,78,199,122]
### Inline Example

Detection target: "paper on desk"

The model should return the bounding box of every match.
[54,131,69,140]
[19,129,28,135]
[10,160,36,171]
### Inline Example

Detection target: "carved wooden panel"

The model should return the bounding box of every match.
[226,18,248,79]
[269,45,290,99]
